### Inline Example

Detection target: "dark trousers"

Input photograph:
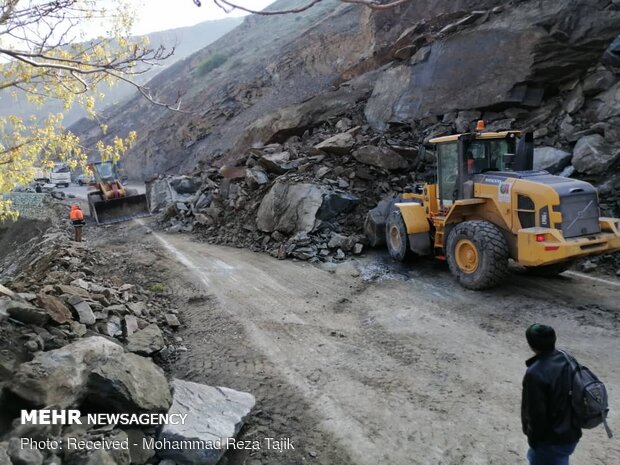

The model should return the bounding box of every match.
[72,221,84,242]
[527,442,578,465]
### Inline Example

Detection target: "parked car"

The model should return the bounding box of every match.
[76,174,93,186]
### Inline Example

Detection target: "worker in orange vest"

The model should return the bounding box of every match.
[69,205,85,242]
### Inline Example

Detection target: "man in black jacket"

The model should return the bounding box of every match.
[522,324,581,465]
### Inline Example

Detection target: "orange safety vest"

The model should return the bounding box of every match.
[70,207,84,221]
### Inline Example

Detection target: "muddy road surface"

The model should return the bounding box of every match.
[99,221,620,465]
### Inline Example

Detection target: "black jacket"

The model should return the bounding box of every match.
[521,350,582,447]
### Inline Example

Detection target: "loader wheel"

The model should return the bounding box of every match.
[386,210,410,262]
[447,220,509,290]
[525,261,573,277]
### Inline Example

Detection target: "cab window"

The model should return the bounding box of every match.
[437,142,458,204]
[466,139,515,174]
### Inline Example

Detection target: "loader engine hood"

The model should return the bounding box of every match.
[476,171,601,239]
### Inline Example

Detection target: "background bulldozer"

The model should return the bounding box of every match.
[365,121,620,290]
[87,161,150,225]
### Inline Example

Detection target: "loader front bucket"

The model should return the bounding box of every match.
[91,194,150,225]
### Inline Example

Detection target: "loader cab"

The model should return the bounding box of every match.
[430,125,522,209]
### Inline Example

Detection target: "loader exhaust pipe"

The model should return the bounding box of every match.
[514,132,534,171]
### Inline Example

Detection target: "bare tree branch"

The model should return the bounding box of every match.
[197,0,411,14]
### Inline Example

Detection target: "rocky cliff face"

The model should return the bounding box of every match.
[71,0,620,189]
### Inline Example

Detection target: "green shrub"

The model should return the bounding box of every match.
[197,54,228,76]
[148,282,167,294]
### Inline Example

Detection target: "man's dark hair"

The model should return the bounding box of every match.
[526,323,556,353]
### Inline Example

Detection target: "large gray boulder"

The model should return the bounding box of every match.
[256,182,325,234]
[8,337,123,408]
[88,353,172,413]
[126,324,165,356]
[533,147,572,173]
[5,300,48,326]
[315,132,355,155]
[592,81,620,121]
[146,178,175,213]
[572,134,620,174]
[157,379,255,465]
[352,146,408,170]
[169,176,201,195]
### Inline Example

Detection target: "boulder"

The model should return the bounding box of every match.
[533,147,572,173]
[256,182,324,234]
[327,234,355,252]
[564,85,584,114]
[157,379,255,465]
[146,178,175,213]
[8,337,123,408]
[602,35,620,67]
[165,314,180,328]
[353,146,408,170]
[455,111,481,133]
[169,176,201,195]
[582,70,616,96]
[316,193,360,220]
[68,297,96,326]
[257,152,293,174]
[314,132,355,155]
[6,301,49,326]
[8,437,43,465]
[126,324,165,355]
[88,353,172,413]
[245,168,269,190]
[218,165,246,180]
[0,284,15,299]
[56,285,90,298]
[38,293,73,325]
[572,134,620,174]
[593,81,620,121]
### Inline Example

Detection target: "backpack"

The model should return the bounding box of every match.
[560,350,613,438]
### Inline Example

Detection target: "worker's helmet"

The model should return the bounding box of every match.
[71,204,80,210]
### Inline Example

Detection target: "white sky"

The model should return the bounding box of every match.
[130,0,275,35]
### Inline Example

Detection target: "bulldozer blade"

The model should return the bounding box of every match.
[92,194,150,225]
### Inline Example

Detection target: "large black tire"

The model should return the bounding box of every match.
[446,220,509,290]
[525,261,573,277]
[385,210,410,262]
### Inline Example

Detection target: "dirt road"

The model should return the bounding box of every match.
[109,221,620,465]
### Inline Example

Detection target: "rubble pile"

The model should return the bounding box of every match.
[0,223,255,464]
[151,61,620,273]
[1,228,181,351]
[149,118,434,263]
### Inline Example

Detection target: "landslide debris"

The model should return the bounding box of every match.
[0,213,255,464]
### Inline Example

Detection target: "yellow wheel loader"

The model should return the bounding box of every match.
[365,121,620,290]
[87,161,150,225]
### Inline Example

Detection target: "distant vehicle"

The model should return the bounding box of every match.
[33,167,50,183]
[50,163,71,188]
[76,174,94,186]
